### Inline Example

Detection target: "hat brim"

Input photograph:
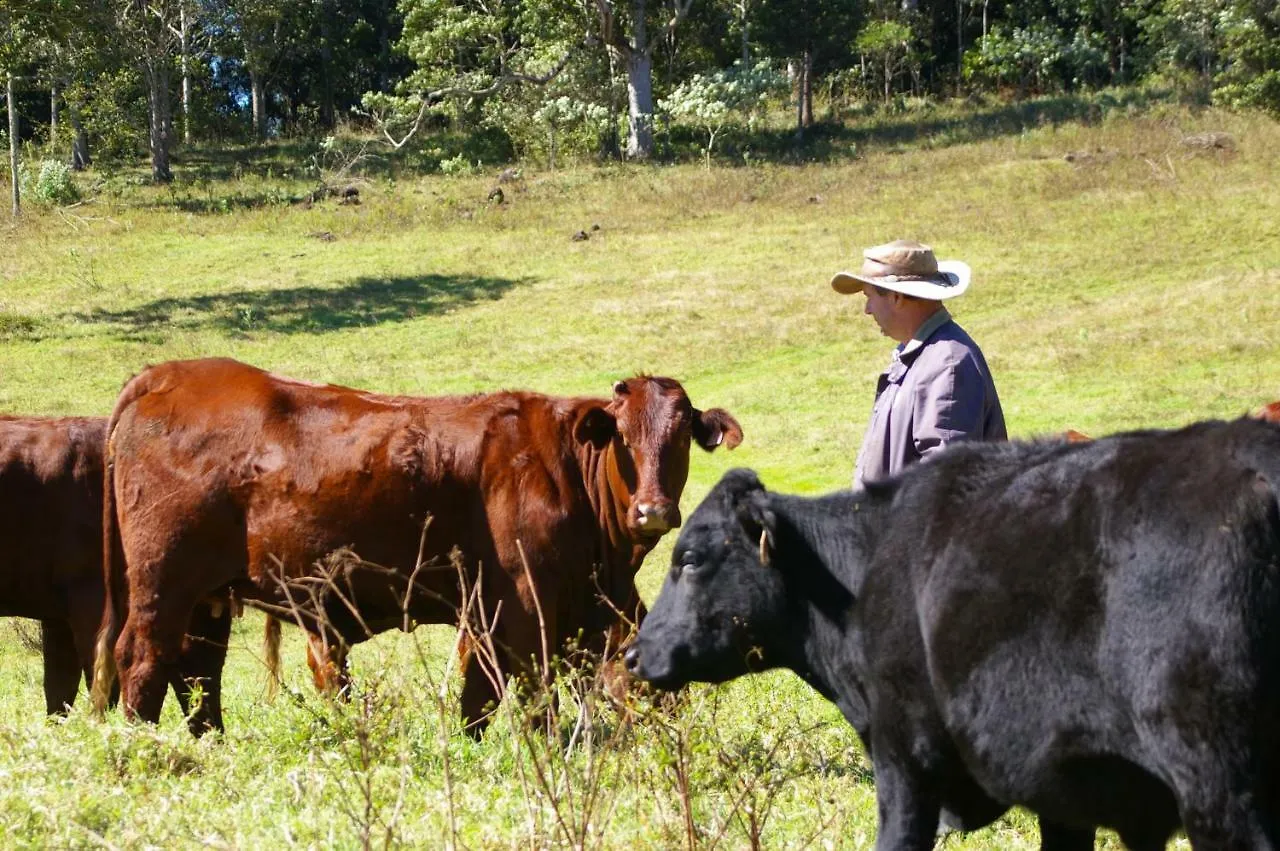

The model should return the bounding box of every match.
[830,260,970,300]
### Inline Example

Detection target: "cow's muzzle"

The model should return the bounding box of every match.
[632,500,680,535]
[622,641,683,691]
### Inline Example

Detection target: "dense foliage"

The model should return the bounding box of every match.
[0,0,1278,180]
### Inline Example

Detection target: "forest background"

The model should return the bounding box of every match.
[2,0,1278,187]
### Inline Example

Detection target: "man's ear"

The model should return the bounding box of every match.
[693,408,744,451]
[574,405,617,449]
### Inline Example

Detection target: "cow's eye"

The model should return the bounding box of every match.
[679,552,700,573]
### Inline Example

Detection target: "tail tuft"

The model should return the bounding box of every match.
[264,616,281,701]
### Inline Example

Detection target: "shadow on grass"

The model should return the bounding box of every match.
[678,87,1176,164]
[68,273,524,339]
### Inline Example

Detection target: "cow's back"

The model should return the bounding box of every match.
[860,419,1280,835]
[0,416,106,617]
[108,359,589,626]
[111,360,458,591]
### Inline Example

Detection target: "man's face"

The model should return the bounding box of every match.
[862,285,899,339]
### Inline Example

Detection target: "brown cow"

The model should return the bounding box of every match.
[0,416,107,713]
[91,358,742,735]
[1257,401,1280,424]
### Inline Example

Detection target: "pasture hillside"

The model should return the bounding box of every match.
[0,101,1278,848]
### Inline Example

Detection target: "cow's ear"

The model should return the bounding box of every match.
[735,487,776,566]
[693,408,743,452]
[574,404,617,449]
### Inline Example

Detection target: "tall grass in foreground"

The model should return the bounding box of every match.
[0,98,1271,847]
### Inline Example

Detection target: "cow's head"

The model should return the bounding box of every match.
[574,377,742,538]
[623,468,786,690]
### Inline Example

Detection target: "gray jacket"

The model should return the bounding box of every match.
[853,308,1006,488]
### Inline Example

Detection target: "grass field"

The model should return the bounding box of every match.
[1,93,1278,848]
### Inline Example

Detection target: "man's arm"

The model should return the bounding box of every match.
[911,352,990,460]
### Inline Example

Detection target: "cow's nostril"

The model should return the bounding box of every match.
[635,501,677,528]
[624,645,641,672]
[634,502,670,530]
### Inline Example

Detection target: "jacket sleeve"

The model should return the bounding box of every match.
[911,351,989,461]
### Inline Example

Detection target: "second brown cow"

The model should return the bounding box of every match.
[0,416,107,714]
[92,358,741,735]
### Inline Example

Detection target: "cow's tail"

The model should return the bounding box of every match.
[90,371,151,716]
[89,420,124,715]
[263,616,281,701]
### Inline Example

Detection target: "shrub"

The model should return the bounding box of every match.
[438,153,479,176]
[660,61,788,167]
[1213,70,1280,115]
[32,160,81,206]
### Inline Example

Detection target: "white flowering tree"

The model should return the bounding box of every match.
[659,60,786,168]
[532,96,609,169]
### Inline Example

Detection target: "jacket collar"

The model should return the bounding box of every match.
[897,306,952,361]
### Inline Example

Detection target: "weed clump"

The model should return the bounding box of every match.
[31,160,81,206]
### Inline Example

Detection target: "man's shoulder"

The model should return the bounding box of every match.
[925,318,981,347]
[920,321,986,360]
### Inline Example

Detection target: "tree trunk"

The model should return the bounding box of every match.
[801,49,814,127]
[318,0,336,128]
[621,0,655,159]
[739,0,749,64]
[378,0,393,92]
[162,69,175,149]
[145,61,173,183]
[51,82,60,139]
[8,75,20,218]
[956,0,963,93]
[788,56,798,137]
[600,47,621,160]
[625,50,655,159]
[68,98,91,171]
[181,4,192,145]
[250,70,267,140]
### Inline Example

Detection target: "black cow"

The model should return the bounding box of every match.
[626,419,1280,850]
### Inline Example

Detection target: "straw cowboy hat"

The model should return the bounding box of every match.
[830,239,971,300]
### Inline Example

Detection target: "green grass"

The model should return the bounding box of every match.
[2,95,1278,847]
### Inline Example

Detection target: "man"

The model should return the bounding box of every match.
[831,239,1005,488]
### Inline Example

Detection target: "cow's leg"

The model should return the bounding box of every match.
[115,608,182,724]
[169,601,232,736]
[871,754,941,851]
[1115,828,1174,851]
[1149,733,1276,849]
[66,584,105,701]
[507,596,562,733]
[40,619,81,714]
[1179,817,1275,850]
[1038,821,1095,851]
[458,581,562,737]
[1176,789,1275,850]
[460,648,503,739]
[305,630,352,698]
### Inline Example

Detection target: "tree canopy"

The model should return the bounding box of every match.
[0,0,1277,184]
